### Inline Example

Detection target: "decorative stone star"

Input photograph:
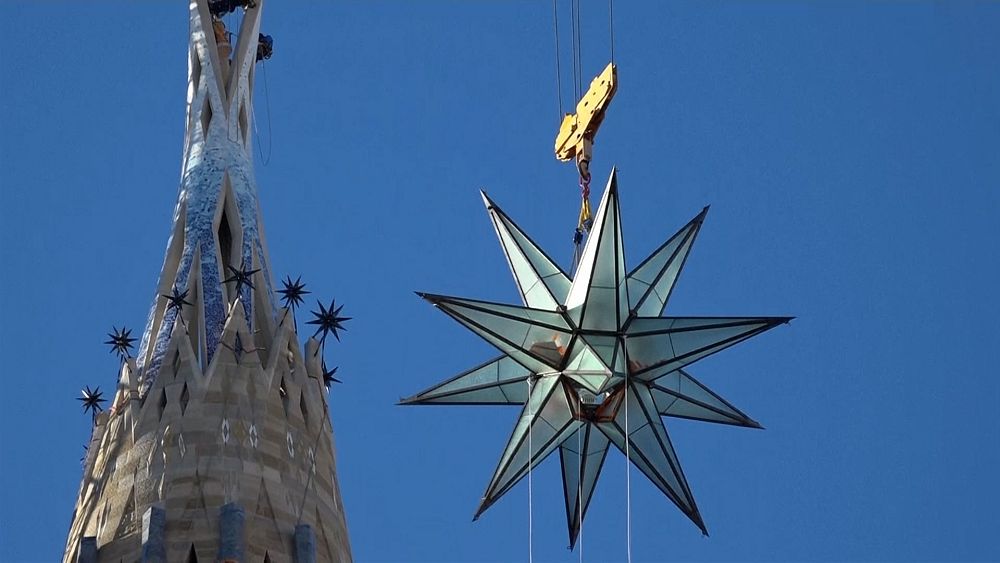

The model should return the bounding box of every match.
[105,326,136,360]
[78,386,107,422]
[401,169,790,548]
[223,262,260,296]
[307,300,350,344]
[322,363,341,388]
[278,275,310,310]
[161,286,193,312]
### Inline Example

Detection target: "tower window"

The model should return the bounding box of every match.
[218,209,233,274]
[300,392,309,427]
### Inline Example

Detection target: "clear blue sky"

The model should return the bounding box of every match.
[1,2,998,562]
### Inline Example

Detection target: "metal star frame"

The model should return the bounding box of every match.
[223,262,260,296]
[162,286,193,313]
[307,300,350,344]
[278,275,310,310]
[402,169,790,548]
[78,386,107,423]
[322,363,341,389]
[105,327,136,360]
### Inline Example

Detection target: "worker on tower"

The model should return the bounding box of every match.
[256,34,273,61]
[208,0,256,17]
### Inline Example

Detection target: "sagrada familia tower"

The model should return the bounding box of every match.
[63,1,352,560]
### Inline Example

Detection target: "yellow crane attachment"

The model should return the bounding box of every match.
[554,62,618,180]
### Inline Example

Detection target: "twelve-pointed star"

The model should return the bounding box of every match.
[223,262,260,296]
[78,385,107,421]
[105,326,136,360]
[278,275,310,310]
[161,286,193,312]
[401,169,790,548]
[307,300,350,343]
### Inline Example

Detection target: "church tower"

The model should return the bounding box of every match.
[64,1,352,561]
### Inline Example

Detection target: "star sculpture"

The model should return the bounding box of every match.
[223,262,260,296]
[322,363,341,388]
[401,169,790,548]
[105,326,136,360]
[307,300,350,344]
[278,275,310,310]
[161,286,193,312]
[78,386,107,422]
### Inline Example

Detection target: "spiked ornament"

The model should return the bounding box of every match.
[104,327,136,360]
[78,386,107,422]
[223,262,260,296]
[161,286,193,312]
[402,169,790,548]
[308,300,350,343]
[322,363,342,388]
[278,275,310,310]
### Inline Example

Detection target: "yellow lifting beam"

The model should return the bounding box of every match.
[554,62,618,181]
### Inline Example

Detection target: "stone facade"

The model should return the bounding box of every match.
[63,1,351,560]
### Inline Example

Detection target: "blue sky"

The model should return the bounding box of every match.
[1,2,998,562]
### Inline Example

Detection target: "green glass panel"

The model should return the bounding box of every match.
[626,317,781,377]
[627,208,706,317]
[429,295,574,371]
[564,372,610,395]
[566,172,629,331]
[559,425,610,548]
[649,372,757,427]
[480,377,582,513]
[564,340,610,373]
[484,192,570,308]
[579,334,619,371]
[400,356,531,405]
[597,383,700,524]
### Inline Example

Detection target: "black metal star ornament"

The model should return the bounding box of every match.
[78,386,106,422]
[223,262,260,296]
[307,299,350,344]
[322,363,341,389]
[105,326,136,360]
[278,275,309,310]
[161,286,193,313]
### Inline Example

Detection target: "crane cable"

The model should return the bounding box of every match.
[527,376,534,563]
[568,0,591,274]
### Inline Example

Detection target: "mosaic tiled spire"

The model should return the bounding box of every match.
[64,2,352,561]
[134,0,277,394]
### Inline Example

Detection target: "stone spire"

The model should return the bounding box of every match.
[64,2,352,560]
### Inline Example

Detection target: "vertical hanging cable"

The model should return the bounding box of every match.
[578,395,584,563]
[574,0,583,97]
[527,377,534,563]
[623,338,632,563]
[553,0,564,121]
[569,0,579,101]
[609,0,616,64]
